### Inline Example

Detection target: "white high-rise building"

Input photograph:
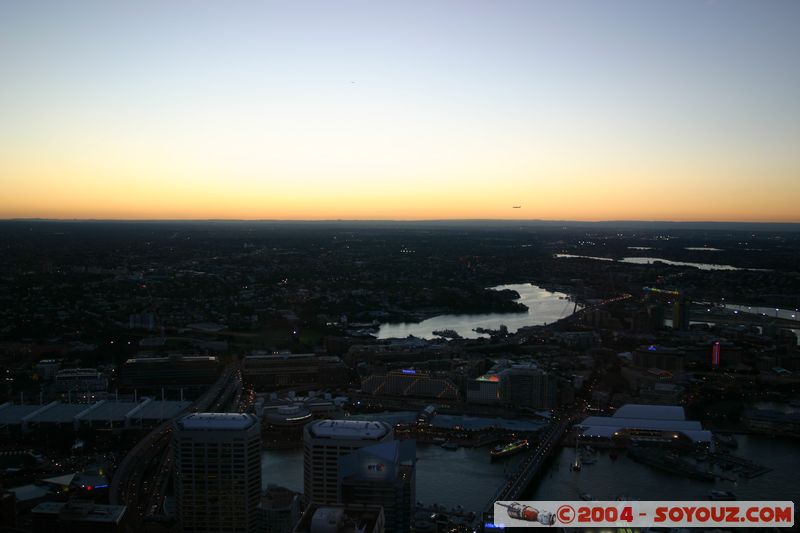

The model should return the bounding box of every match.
[174,413,262,533]
[302,420,393,505]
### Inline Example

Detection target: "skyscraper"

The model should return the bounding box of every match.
[501,364,557,409]
[303,420,393,505]
[174,413,262,533]
[339,440,416,533]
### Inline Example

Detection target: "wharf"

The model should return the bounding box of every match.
[628,448,716,482]
[703,452,772,479]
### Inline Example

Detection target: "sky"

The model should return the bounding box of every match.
[1,1,799,221]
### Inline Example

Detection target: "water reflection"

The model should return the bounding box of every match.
[555,254,742,271]
[377,283,578,340]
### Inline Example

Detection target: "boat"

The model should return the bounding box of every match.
[708,490,737,500]
[440,441,459,450]
[490,439,529,459]
[580,447,597,464]
[571,456,582,471]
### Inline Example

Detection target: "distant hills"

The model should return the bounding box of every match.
[3,218,800,232]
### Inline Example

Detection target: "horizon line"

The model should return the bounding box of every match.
[2,217,800,226]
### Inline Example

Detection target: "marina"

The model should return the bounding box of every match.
[526,434,798,504]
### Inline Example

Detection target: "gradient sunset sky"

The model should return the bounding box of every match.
[1,1,799,221]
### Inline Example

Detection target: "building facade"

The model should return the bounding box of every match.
[501,365,557,409]
[174,413,262,533]
[339,440,416,533]
[303,420,393,505]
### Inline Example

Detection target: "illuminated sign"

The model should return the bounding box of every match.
[401,369,416,375]
[711,342,721,368]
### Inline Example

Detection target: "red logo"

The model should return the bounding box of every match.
[557,505,575,524]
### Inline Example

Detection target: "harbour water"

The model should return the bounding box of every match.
[261,434,800,511]
[555,253,742,271]
[526,434,800,505]
[377,283,578,340]
[261,442,525,511]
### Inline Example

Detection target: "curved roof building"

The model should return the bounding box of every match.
[576,403,712,445]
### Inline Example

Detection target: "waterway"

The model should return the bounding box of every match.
[556,254,742,271]
[377,283,579,340]
[525,434,800,505]
[261,442,525,511]
[261,434,800,511]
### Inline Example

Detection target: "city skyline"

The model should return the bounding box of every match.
[2,1,799,222]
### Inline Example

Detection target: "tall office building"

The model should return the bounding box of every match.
[174,413,262,533]
[501,364,557,409]
[303,420,393,505]
[339,440,416,533]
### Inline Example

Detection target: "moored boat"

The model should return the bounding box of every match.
[490,439,529,459]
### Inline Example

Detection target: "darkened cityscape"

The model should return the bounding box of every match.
[0,220,798,532]
[2,0,799,531]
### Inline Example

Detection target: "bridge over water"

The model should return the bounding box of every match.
[476,414,574,529]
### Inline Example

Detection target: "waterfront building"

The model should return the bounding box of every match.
[466,374,502,404]
[174,413,262,533]
[261,404,313,448]
[303,420,393,505]
[339,440,416,533]
[576,404,712,447]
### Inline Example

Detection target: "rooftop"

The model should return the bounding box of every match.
[178,412,257,431]
[124,355,217,364]
[577,404,711,443]
[32,501,127,524]
[293,504,384,533]
[308,419,391,440]
[613,404,686,421]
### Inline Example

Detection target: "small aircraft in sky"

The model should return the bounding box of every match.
[512,205,522,209]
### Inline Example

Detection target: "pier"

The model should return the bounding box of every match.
[704,451,772,479]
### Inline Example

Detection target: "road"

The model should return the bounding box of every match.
[110,363,243,528]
